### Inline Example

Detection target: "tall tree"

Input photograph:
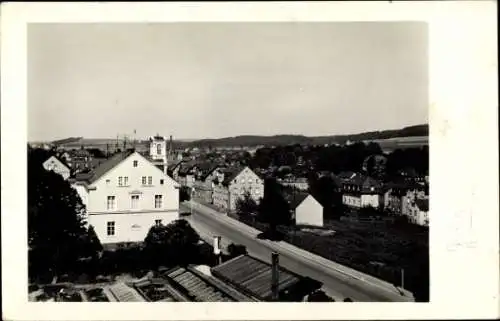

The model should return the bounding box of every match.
[28,147,92,280]
[236,191,259,217]
[143,219,200,267]
[257,178,291,231]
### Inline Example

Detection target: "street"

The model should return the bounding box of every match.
[180,201,413,302]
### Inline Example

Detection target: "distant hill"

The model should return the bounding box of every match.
[186,124,428,148]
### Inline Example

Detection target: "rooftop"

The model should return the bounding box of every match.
[161,266,255,302]
[211,255,303,301]
[72,150,135,184]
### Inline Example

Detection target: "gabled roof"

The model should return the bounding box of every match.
[167,160,184,171]
[200,163,226,181]
[221,166,246,186]
[43,155,71,171]
[288,193,311,210]
[73,150,135,184]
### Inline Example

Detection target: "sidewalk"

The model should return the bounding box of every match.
[188,200,414,301]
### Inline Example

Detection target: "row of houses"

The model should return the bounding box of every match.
[168,160,265,213]
[336,171,429,226]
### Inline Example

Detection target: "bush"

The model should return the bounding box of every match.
[227,243,248,259]
[307,289,335,302]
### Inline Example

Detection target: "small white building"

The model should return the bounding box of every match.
[70,150,180,248]
[43,156,71,180]
[291,194,323,227]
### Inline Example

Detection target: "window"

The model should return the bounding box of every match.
[155,195,163,208]
[118,176,123,186]
[106,179,110,185]
[107,196,116,210]
[148,176,152,185]
[155,219,162,226]
[124,176,129,186]
[107,221,115,236]
[160,179,164,185]
[142,176,147,185]
[131,195,139,209]
[157,144,162,155]
[133,160,138,167]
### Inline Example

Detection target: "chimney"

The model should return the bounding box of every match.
[271,252,280,301]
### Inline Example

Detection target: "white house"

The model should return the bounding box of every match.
[341,174,384,209]
[291,194,323,227]
[43,155,71,180]
[70,150,180,248]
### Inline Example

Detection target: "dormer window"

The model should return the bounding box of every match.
[157,144,162,155]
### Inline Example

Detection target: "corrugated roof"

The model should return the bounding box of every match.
[162,266,255,302]
[211,255,302,301]
[107,282,146,302]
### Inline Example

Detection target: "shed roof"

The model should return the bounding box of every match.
[162,266,255,302]
[106,282,146,302]
[211,255,302,301]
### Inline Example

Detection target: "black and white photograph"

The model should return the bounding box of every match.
[1,1,498,320]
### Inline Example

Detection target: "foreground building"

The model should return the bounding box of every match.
[70,150,180,248]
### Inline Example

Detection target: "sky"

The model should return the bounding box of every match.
[28,22,428,141]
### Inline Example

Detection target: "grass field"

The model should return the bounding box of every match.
[232,212,429,301]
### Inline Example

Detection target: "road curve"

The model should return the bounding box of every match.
[180,201,414,302]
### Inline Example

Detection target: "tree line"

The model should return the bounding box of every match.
[248,142,428,180]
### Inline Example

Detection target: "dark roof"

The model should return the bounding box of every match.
[288,192,311,210]
[161,266,255,302]
[221,166,245,186]
[178,161,197,175]
[167,160,184,171]
[200,164,226,181]
[211,255,302,301]
[45,155,71,170]
[415,198,429,211]
[337,171,357,181]
[73,150,134,184]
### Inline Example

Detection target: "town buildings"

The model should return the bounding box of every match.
[278,176,309,191]
[69,148,180,249]
[42,155,71,180]
[340,173,384,209]
[212,166,264,212]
